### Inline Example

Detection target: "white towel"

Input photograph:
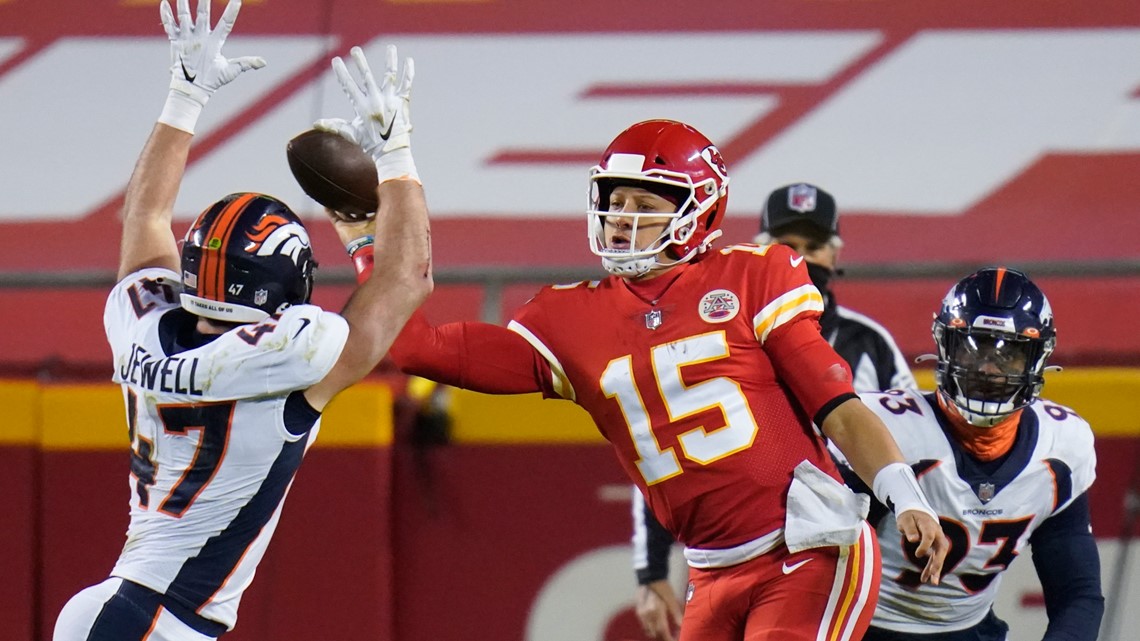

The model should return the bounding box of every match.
[784,460,870,554]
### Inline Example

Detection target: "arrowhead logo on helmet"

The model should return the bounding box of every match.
[587,119,730,278]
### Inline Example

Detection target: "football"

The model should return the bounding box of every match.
[286,129,379,219]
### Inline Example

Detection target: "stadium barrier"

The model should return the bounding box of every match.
[2,369,1138,641]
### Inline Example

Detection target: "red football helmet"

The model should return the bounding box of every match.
[588,119,730,277]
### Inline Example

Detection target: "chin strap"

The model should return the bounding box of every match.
[603,229,721,277]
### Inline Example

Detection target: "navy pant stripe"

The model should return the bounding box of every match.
[86,582,161,641]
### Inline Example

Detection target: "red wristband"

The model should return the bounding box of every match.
[351,244,375,284]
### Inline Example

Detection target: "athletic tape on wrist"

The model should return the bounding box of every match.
[375,147,420,184]
[872,462,937,520]
[158,90,205,134]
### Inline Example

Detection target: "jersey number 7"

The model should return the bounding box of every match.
[128,390,235,517]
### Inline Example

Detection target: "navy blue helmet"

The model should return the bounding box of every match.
[180,193,315,323]
[933,267,1056,426]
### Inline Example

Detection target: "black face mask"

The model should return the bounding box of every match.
[806,261,834,295]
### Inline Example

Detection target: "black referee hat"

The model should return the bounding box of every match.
[760,183,839,242]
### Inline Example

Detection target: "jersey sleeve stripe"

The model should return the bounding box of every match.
[506,320,576,401]
[752,285,825,344]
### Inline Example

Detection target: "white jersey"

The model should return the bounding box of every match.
[103,268,349,630]
[858,389,1096,634]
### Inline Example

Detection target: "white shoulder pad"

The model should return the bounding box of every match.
[1031,399,1097,504]
[857,389,946,459]
[104,268,182,358]
[192,305,349,400]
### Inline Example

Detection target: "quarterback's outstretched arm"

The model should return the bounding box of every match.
[118,0,264,280]
[330,222,546,395]
[386,310,549,394]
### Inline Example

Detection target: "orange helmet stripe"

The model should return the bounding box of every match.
[993,266,1007,302]
[200,193,258,301]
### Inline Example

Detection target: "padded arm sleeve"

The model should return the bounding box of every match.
[1030,492,1104,641]
[632,489,675,585]
[387,308,552,395]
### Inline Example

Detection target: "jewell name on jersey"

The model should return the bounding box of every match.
[119,343,203,396]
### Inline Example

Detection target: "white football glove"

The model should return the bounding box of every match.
[158,0,266,134]
[315,45,419,184]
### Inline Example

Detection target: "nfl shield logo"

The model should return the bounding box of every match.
[788,184,818,213]
[645,309,663,330]
[977,482,996,503]
[254,289,268,306]
[685,581,695,603]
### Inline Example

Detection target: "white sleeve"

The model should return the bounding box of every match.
[1059,415,1097,511]
[888,346,917,390]
[199,305,349,399]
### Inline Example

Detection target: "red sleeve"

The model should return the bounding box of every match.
[387,308,553,395]
[764,318,855,423]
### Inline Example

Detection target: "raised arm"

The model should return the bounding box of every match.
[304,45,433,411]
[118,0,264,280]
[322,201,543,395]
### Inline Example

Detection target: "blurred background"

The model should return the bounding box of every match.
[1,1,1138,640]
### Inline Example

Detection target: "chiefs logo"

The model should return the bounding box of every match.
[700,145,729,188]
[245,214,311,266]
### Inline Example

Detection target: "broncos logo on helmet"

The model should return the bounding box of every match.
[181,193,315,323]
[245,214,312,267]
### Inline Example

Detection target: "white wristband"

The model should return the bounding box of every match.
[158,90,205,135]
[375,147,420,185]
[345,235,375,257]
[872,462,937,521]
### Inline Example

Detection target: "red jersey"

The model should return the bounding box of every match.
[506,244,851,549]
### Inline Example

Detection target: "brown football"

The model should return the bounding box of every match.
[286,129,379,219]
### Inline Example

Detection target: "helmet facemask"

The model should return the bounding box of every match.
[934,324,1055,427]
[588,158,724,278]
[931,267,1057,428]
